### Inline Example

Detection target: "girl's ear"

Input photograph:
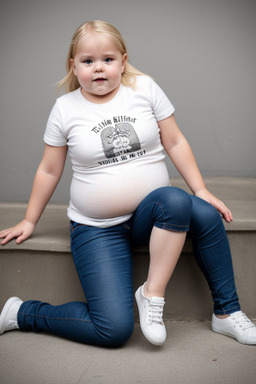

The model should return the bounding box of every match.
[121,54,128,74]
[70,58,77,76]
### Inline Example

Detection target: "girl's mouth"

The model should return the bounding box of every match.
[94,78,106,82]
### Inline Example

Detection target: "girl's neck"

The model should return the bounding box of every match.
[81,84,121,104]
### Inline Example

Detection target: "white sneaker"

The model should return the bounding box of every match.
[0,297,23,334]
[212,311,256,345]
[135,283,166,346]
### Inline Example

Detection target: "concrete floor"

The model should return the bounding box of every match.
[0,321,256,384]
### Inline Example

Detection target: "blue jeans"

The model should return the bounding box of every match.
[18,187,240,347]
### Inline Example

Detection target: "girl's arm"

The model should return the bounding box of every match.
[0,144,67,245]
[158,115,233,223]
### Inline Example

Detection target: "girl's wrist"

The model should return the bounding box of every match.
[24,217,37,227]
[194,186,207,196]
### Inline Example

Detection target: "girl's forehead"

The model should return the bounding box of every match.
[76,32,118,53]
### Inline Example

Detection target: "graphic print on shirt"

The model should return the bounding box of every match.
[100,122,141,158]
[91,115,146,165]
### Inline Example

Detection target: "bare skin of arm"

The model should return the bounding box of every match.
[158,115,233,223]
[0,144,67,245]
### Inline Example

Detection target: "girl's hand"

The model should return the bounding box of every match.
[195,188,233,223]
[0,220,35,245]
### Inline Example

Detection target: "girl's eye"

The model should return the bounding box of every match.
[105,58,113,63]
[83,59,93,64]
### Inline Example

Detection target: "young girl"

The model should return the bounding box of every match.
[0,20,255,347]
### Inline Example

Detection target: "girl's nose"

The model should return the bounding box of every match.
[95,61,104,72]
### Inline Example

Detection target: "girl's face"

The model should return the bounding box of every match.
[71,32,127,103]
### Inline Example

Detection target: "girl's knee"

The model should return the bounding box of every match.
[206,204,225,233]
[200,198,222,224]
[191,195,224,234]
[156,186,193,225]
[74,314,134,347]
[100,317,134,347]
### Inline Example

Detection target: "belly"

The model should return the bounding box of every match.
[70,161,170,219]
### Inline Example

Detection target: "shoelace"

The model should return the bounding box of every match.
[230,312,255,330]
[147,301,165,325]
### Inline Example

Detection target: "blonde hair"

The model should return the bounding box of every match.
[57,20,145,93]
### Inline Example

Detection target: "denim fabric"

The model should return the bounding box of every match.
[18,186,240,346]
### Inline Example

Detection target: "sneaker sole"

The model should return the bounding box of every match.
[212,324,256,345]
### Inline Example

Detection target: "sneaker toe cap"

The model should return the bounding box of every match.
[145,324,167,346]
[245,327,256,344]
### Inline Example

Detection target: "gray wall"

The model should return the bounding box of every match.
[1,0,256,203]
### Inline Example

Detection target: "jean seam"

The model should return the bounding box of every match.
[133,200,188,230]
[160,223,189,231]
[70,224,85,233]
[132,201,164,227]
[19,313,92,323]
[122,223,131,231]
[194,234,234,314]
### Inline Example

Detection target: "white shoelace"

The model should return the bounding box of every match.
[148,301,165,325]
[230,311,255,331]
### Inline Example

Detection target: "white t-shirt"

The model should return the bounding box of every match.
[44,75,175,227]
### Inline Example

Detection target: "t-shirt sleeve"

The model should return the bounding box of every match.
[44,101,67,146]
[147,77,175,121]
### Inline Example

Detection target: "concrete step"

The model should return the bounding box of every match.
[1,322,256,384]
[1,177,256,320]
